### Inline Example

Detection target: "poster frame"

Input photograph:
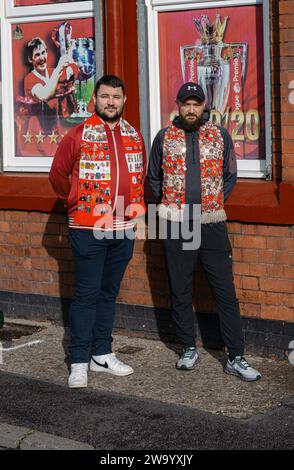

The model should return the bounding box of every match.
[1,1,102,172]
[145,0,272,178]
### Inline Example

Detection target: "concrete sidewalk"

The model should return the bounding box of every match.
[0,319,293,450]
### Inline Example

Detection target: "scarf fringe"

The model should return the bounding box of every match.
[158,204,227,224]
[201,209,227,224]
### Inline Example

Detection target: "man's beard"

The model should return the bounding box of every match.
[180,114,203,130]
[95,105,123,123]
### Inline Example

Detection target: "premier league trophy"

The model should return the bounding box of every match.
[52,22,96,122]
[180,14,247,116]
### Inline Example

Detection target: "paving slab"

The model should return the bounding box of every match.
[0,422,31,449]
[20,431,94,450]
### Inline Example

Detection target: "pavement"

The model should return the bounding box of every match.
[0,317,293,451]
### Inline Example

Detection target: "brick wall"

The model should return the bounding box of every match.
[0,210,293,323]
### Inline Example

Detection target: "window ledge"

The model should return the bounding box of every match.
[0,173,293,224]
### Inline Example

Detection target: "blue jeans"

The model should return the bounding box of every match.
[68,229,134,364]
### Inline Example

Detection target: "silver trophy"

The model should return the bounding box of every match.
[180,14,247,116]
[70,37,96,120]
[52,22,96,122]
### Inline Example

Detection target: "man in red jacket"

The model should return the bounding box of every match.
[50,75,146,388]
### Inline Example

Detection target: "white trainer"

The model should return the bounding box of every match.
[68,363,88,388]
[224,356,261,382]
[90,353,134,376]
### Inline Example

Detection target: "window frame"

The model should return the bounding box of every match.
[145,0,272,179]
[0,0,103,172]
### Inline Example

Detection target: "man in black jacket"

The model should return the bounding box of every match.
[147,82,261,382]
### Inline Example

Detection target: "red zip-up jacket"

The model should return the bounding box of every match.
[49,118,146,225]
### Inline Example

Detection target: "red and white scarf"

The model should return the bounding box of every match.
[159,121,226,224]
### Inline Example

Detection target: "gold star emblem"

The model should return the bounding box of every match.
[48,131,59,144]
[35,131,46,143]
[23,131,33,143]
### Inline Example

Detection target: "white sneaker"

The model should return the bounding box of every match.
[68,363,88,388]
[224,356,261,382]
[90,353,134,376]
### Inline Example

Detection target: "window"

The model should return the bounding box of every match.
[145,0,272,178]
[1,0,103,172]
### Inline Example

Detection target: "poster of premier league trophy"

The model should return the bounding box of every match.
[181,14,247,116]
[158,5,265,161]
[14,1,87,5]
[12,17,96,158]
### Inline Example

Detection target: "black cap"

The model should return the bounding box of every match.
[176,82,205,103]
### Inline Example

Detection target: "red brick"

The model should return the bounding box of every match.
[232,248,242,262]
[27,247,50,258]
[256,225,292,237]
[39,213,51,222]
[121,278,146,292]
[279,14,294,28]
[280,28,294,43]
[0,211,7,221]
[129,253,146,266]
[234,275,242,289]
[118,290,154,306]
[283,154,294,166]
[281,113,294,125]
[258,250,276,263]
[22,222,46,233]
[6,233,29,245]
[260,305,294,321]
[0,222,10,232]
[260,278,293,293]
[266,237,282,250]
[234,235,267,249]
[280,237,294,250]
[279,1,294,15]
[241,225,258,235]
[240,303,261,318]
[242,249,259,262]
[134,239,149,254]
[227,222,242,234]
[248,263,269,277]
[0,245,26,257]
[242,276,259,290]
[265,292,294,308]
[275,250,293,265]
[43,258,60,271]
[233,263,250,276]
[124,265,148,281]
[282,126,294,141]
[282,166,294,180]
[237,290,263,304]
[265,264,294,279]
[280,56,294,70]
[30,234,43,247]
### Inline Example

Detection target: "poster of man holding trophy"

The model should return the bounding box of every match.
[158,4,265,161]
[13,17,96,157]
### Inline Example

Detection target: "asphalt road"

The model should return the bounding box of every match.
[0,371,293,451]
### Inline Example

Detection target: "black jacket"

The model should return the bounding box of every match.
[147,111,237,207]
